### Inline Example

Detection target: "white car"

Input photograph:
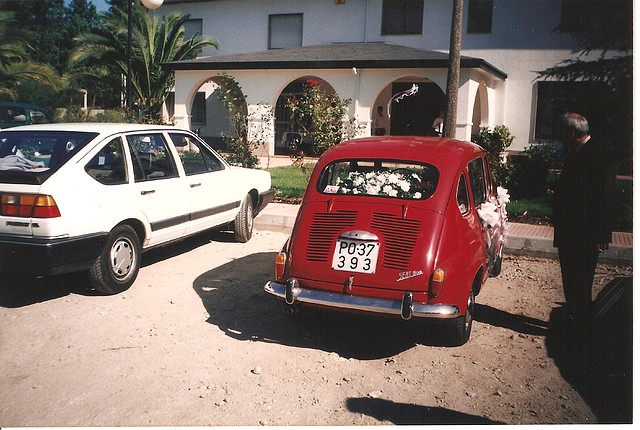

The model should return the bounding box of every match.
[0,123,274,294]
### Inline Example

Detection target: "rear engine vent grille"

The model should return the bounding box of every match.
[305,210,358,262]
[370,212,422,270]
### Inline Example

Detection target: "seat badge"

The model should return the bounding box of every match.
[397,270,424,282]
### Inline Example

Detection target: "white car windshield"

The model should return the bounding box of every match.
[0,131,97,172]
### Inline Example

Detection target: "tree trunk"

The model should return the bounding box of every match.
[443,0,464,138]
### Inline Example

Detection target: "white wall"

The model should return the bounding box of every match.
[161,0,583,151]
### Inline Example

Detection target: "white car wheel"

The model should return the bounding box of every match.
[89,225,141,294]
[234,194,254,243]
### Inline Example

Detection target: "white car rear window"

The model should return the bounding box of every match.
[0,131,97,172]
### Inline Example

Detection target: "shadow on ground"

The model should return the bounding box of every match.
[346,397,502,424]
[192,252,467,360]
[0,229,236,308]
[468,277,632,424]
[545,277,633,424]
[0,271,97,307]
[475,303,548,336]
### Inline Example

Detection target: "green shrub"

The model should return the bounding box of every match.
[216,75,260,168]
[472,126,561,200]
[93,109,128,123]
[287,79,359,165]
[58,105,88,122]
[471,125,514,187]
[507,142,558,199]
[507,155,547,198]
[58,107,127,123]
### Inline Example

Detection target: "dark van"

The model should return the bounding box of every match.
[0,101,52,129]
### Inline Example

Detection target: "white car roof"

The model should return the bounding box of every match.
[2,122,185,136]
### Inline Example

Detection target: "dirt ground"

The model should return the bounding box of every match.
[0,228,633,426]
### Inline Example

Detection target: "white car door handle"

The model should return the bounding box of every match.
[141,190,155,195]
[190,183,202,188]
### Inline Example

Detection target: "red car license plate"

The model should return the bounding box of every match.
[331,238,380,274]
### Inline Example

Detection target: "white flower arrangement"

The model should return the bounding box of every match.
[335,170,423,199]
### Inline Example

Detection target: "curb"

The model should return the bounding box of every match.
[504,236,632,266]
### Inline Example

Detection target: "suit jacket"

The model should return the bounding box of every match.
[552,137,615,248]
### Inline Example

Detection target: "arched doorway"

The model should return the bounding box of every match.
[189,76,248,151]
[373,77,446,137]
[273,76,336,155]
[472,82,489,136]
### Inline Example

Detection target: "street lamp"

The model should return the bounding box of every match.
[126,0,164,110]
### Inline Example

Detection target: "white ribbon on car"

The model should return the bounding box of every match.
[478,186,510,227]
[477,186,510,261]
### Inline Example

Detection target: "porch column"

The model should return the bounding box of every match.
[247,102,275,157]
[454,73,479,141]
[234,73,291,158]
[173,70,203,130]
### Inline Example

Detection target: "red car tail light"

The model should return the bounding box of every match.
[429,268,445,297]
[275,252,287,280]
[1,193,61,218]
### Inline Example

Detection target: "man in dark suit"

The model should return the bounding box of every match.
[552,112,615,338]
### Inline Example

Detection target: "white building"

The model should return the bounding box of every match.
[158,0,604,155]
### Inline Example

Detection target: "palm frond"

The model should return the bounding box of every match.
[0,61,60,97]
[68,3,218,120]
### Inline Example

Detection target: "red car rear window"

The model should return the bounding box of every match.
[317,159,439,200]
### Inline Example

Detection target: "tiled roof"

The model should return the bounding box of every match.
[164,42,507,79]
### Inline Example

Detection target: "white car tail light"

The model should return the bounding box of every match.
[1,193,61,218]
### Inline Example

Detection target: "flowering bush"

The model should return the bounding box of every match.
[215,74,260,168]
[287,79,357,158]
[334,170,423,199]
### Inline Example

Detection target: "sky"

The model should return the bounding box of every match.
[79,1,174,13]
[91,0,109,11]
[65,0,110,12]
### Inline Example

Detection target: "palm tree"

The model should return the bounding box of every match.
[69,4,218,123]
[0,10,59,100]
[443,0,463,138]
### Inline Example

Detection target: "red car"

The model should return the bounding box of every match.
[264,136,508,345]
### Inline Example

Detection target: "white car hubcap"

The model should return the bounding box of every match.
[110,238,134,280]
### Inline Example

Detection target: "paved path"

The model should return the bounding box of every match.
[255,203,632,266]
[505,222,632,265]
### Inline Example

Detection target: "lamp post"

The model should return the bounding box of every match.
[126,0,164,111]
